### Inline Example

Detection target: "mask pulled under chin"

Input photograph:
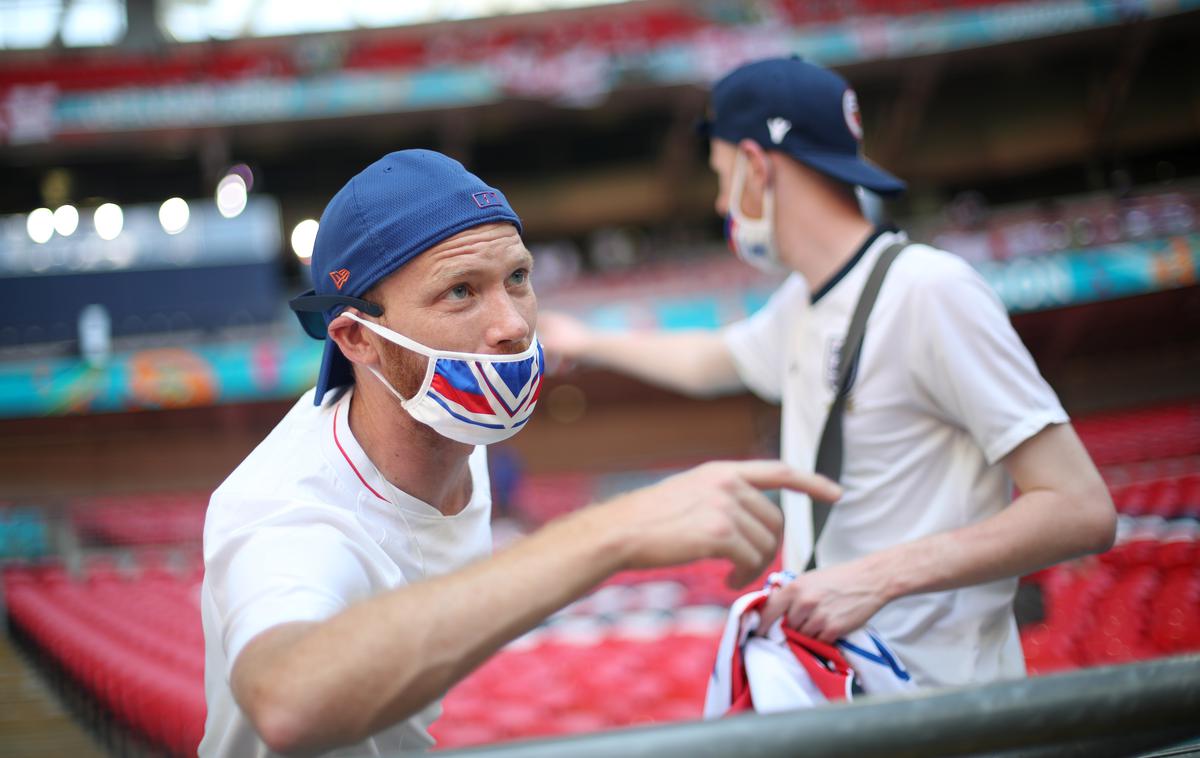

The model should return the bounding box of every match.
[725,152,785,274]
[341,312,543,446]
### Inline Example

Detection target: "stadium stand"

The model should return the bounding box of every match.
[3,0,1199,754]
[0,507,50,560]
[71,493,209,547]
[3,400,1199,753]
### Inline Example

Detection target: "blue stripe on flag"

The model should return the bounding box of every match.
[436,359,484,394]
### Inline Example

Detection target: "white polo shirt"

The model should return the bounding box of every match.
[199,386,492,757]
[723,228,1068,688]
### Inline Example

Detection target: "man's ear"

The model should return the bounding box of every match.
[326,311,380,368]
[737,138,773,189]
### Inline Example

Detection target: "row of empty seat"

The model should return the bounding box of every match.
[4,513,1197,752]
[1076,401,1200,468]
[71,493,209,547]
[1022,519,1200,674]
[2,0,1032,96]
[3,561,205,757]
[45,400,1200,549]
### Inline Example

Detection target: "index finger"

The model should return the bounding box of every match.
[729,460,843,502]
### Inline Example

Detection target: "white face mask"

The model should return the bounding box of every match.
[724,152,784,274]
[341,312,543,446]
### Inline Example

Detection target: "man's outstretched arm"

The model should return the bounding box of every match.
[538,311,744,398]
[231,461,840,756]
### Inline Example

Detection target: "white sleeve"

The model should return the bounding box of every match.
[208,520,374,675]
[909,258,1068,465]
[721,274,805,403]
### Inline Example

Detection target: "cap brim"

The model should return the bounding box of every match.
[797,152,907,196]
[314,339,355,406]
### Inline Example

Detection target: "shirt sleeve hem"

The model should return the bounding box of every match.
[983,408,1070,466]
[224,602,342,678]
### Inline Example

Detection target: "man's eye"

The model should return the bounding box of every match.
[447,284,470,300]
[509,269,529,286]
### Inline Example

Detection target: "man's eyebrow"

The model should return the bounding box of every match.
[429,250,534,282]
[430,266,473,283]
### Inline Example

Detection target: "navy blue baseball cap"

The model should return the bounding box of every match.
[699,57,906,196]
[289,149,523,405]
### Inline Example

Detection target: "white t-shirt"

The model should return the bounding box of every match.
[722,229,1068,688]
[199,386,493,757]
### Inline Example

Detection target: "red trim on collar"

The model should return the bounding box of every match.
[332,400,388,503]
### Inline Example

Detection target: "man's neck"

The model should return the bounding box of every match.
[346,382,474,516]
[784,214,877,295]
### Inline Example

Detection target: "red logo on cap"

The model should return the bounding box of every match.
[843,89,863,141]
[329,269,350,290]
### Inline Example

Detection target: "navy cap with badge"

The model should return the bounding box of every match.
[698,56,906,196]
[289,149,523,405]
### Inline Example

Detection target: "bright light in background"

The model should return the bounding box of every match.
[60,0,125,47]
[159,197,190,235]
[1,1,60,49]
[5,0,633,48]
[250,0,353,36]
[26,208,54,244]
[216,174,248,218]
[158,0,632,41]
[94,203,124,241]
[53,204,79,236]
[291,219,320,261]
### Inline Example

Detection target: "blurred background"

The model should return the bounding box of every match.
[0,0,1198,755]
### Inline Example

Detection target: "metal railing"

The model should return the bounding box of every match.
[408,654,1200,758]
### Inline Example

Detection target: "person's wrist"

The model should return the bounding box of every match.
[862,550,903,604]
[563,498,637,575]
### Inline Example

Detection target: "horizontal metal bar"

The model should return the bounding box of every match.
[407,654,1200,758]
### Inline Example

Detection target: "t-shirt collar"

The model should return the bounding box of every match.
[810,225,900,306]
[328,387,478,518]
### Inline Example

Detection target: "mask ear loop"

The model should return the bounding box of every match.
[729,150,749,223]
[335,311,437,407]
[341,311,538,363]
[730,150,773,227]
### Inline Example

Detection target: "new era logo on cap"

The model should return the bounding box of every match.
[767,117,792,145]
[473,191,500,208]
[329,269,350,290]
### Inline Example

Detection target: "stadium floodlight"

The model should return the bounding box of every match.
[216,174,248,218]
[53,204,80,236]
[26,207,55,244]
[94,203,124,241]
[159,197,190,235]
[291,219,320,261]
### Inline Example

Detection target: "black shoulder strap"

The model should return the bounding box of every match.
[806,240,907,572]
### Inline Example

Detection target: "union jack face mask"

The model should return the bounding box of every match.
[341,312,543,446]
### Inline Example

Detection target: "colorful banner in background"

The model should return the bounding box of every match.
[0,235,1196,418]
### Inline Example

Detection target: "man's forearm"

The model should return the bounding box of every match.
[580,330,743,397]
[233,459,831,754]
[234,504,631,754]
[868,486,1116,605]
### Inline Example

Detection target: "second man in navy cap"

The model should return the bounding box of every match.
[540,57,1115,691]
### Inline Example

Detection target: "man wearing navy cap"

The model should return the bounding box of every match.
[541,58,1116,688]
[199,149,840,757]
